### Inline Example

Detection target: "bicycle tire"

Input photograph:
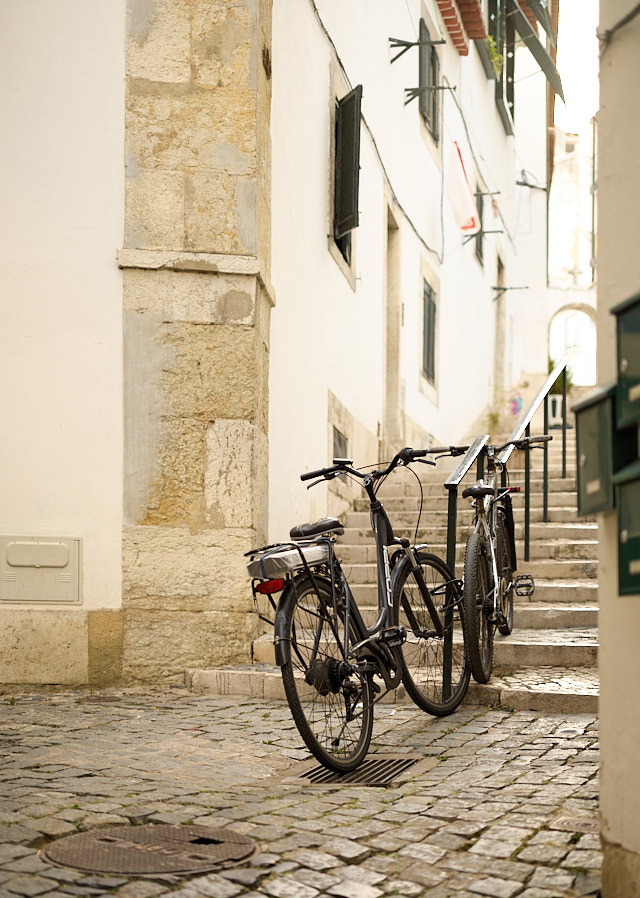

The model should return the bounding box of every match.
[393,551,470,715]
[495,508,514,636]
[462,532,494,683]
[280,575,374,772]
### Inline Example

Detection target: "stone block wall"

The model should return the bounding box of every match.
[120,0,273,682]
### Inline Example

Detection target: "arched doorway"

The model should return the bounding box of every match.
[549,305,596,385]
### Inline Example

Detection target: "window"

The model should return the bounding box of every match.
[334,85,363,264]
[422,280,437,384]
[332,426,349,482]
[419,18,440,142]
[475,185,484,264]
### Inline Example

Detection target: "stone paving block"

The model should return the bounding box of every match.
[398,842,447,864]
[326,881,383,898]
[468,877,523,897]
[320,838,371,864]
[561,848,602,869]
[382,879,423,896]
[290,869,341,891]
[3,874,60,896]
[261,877,319,898]
[183,874,243,898]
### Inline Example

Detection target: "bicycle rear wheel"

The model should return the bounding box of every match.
[462,532,494,683]
[393,551,470,715]
[495,507,514,636]
[280,576,374,772]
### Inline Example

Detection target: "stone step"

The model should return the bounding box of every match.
[337,522,597,551]
[251,625,597,669]
[185,663,598,714]
[337,538,598,568]
[349,577,598,606]
[493,627,597,668]
[341,554,597,584]
[465,666,598,714]
[516,603,598,628]
[374,478,578,502]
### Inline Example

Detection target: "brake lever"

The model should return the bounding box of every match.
[306,472,339,490]
[416,458,437,466]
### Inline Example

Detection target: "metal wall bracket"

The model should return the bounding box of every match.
[389,36,446,63]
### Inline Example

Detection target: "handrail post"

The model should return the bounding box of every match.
[525,422,531,562]
[543,391,549,523]
[443,489,457,701]
[562,367,567,479]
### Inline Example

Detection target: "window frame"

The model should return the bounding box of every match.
[422,279,437,385]
[418,18,440,144]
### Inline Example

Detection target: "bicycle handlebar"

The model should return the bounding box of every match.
[300,447,430,484]
[497,434,552,452]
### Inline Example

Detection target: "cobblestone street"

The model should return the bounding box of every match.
[0,690,600,898]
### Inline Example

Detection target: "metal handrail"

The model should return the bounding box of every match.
[442,435,490,579]
[498,355,570,560]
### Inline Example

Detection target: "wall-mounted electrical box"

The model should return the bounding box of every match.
[612,292,640,428]
[573,384,638,517]
[613,462,640,595]
[0,537,81,604]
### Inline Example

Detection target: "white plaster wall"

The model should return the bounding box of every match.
[0,1,125,609]
[269,0,549,538]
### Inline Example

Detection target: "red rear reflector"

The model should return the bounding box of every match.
[257,579,285,594]
[510,486,521,493]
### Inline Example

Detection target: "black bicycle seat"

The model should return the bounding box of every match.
[462,481,495,500]
[290,517,344,539]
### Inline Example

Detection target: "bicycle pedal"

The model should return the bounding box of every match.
[378,626,406,648]
[515,574,535,597]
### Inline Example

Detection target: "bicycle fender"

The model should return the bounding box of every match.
[273,583,295,667]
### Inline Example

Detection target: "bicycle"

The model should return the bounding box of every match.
[460,434,551,683]
[246,447,470,772]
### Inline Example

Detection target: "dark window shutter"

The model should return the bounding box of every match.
[419,18,430,123]
[423,281,436,384]
[431,46,440,141]
[334,85,363,240]
[475,187,484,263]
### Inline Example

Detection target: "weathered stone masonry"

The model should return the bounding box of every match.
[118,0,273,682]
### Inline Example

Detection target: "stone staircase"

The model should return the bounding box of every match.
[187,423,599,714]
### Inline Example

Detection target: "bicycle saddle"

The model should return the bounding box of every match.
[462,481,495,499]
[290,517,344,538]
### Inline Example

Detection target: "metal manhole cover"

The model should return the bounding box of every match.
[40,824,257,875]
[300,756,422,786]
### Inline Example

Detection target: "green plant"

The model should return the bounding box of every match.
[487,35,503,76]
[548,358,575,395]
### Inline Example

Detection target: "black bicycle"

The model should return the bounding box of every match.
[246,447,470,772]
[460,435,551,683]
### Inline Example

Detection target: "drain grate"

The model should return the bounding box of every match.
[40,825,256,875]
[300,756,422,786]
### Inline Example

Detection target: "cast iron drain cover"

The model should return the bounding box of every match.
[301,756,422,786]
[40,824,256,875]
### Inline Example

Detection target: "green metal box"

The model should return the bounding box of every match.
[613,461,640,595]
[612,293,640,428]
[573,384,637,516]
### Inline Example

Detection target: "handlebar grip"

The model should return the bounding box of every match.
[400,447,427,463]
[301,467,334,482]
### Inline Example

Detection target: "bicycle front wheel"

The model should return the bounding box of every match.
[393,552,470,715]
[495,508,514,636]
[462,533,494,683]
[280,576,374,772]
